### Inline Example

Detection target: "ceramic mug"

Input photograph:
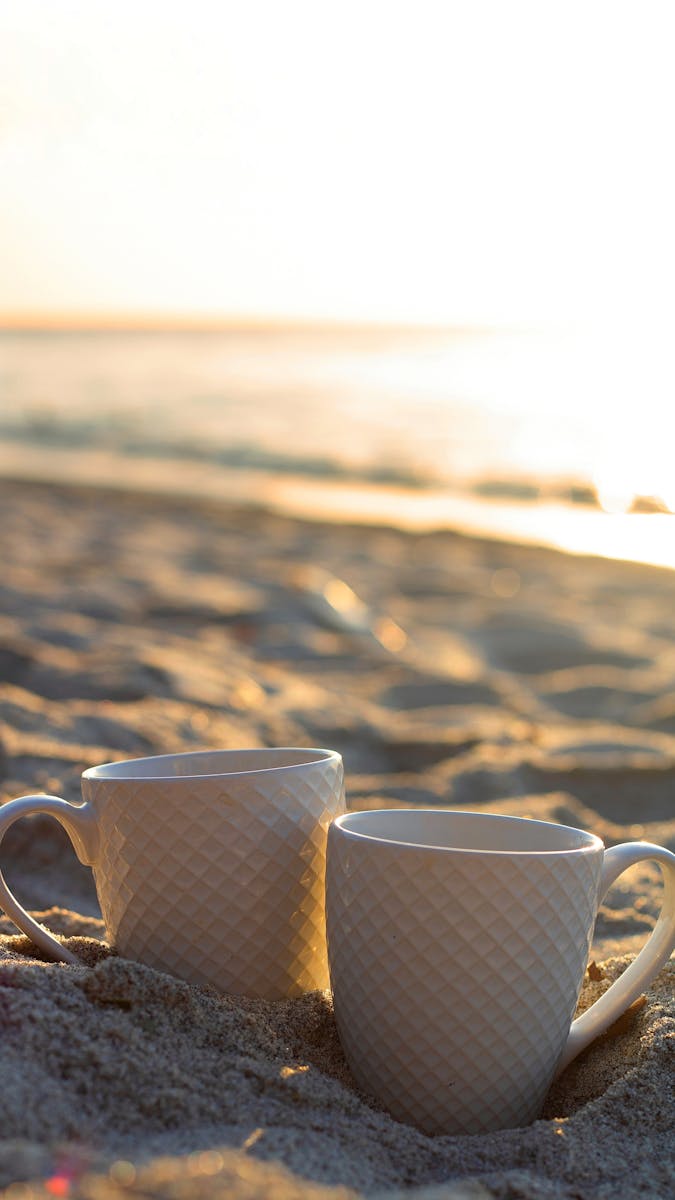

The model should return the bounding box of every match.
[0,747,344,998]
[326,809,675,1135]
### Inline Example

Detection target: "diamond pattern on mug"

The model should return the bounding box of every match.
[87,758,344,998]
[326,835,600,1135]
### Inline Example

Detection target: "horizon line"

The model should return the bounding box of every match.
[0,310,499,335]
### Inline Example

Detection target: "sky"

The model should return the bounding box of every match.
[1,1,674,326]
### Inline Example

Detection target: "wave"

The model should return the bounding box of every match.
[0,415,603,510]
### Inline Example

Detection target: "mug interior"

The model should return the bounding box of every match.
[335,809,602,854]
[84,747,338,781]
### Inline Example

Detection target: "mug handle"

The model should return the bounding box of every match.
[0,794,98,965]
[557,841,675,1074]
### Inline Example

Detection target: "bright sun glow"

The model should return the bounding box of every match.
[1,1,674,329]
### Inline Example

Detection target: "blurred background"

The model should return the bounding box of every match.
[1,0,674,566]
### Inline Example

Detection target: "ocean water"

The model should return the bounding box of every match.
[1,326,673,569]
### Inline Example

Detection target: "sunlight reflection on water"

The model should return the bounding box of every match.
[1,323,674,566]
[267,479,675,573]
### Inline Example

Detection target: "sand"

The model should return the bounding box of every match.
[0,478,673,1200]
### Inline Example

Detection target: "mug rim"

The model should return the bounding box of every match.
[333,808,604,856]
[83,746,341,782]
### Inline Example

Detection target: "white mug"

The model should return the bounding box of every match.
[326,809,675,1135]
[0,747,345,998]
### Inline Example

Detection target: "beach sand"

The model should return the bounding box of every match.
[0,478,673,1200]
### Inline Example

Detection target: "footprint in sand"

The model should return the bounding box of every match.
[474,615,653,675]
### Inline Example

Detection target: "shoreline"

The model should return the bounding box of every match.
[1,443,675,574]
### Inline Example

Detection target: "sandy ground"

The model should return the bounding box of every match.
[0,478,673,1200]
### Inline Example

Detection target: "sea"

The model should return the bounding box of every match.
[1,324,673,570]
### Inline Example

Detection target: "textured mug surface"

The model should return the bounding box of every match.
[0,747,345,998]
[326,809,675,1135]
